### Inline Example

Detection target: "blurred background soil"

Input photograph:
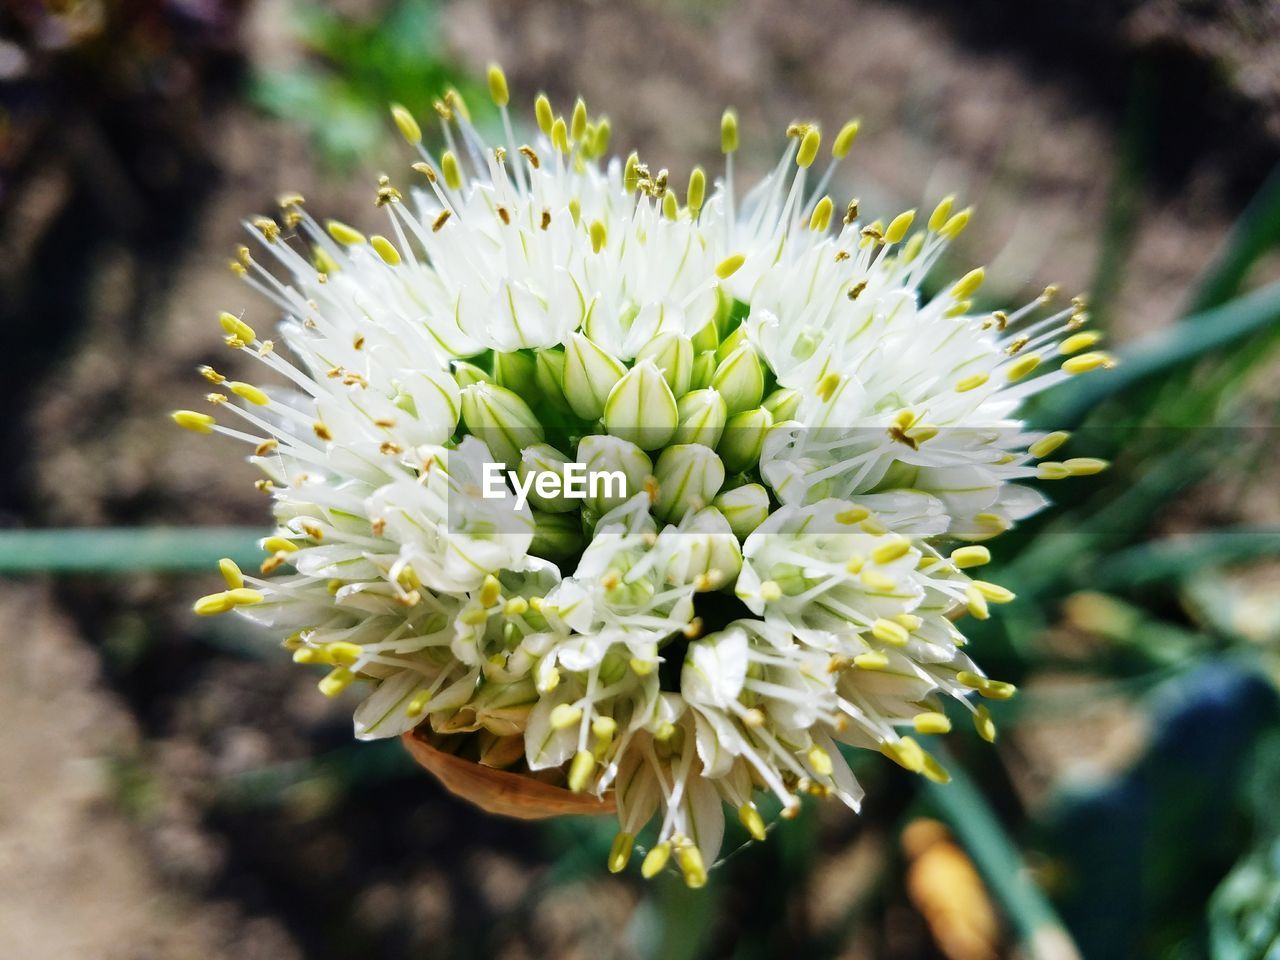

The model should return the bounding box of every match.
[2,0,1278,957]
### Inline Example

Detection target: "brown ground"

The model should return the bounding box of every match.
[3,0,1278,956]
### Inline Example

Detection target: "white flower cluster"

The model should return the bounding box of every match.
[175,67,1113,886]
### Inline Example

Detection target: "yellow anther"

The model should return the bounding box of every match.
[487,63,509,106]
[817,372,842,401]
[1029,431,1070,458]
[797,126,821,168]
[854,651,889,670]
[741,708,765,728]
[687,166,706,214]
[568,749,595,793]
[172,410,215,433]
[945,300,972,318]
[589,219,607,253]
[871,538,911,565]
[980,679,1017,700]
[662,189,678,220]
[570,98,588,142]
[432,209,451,232]
[218,311,256,343]
[950,267,986,301]
[406,689,433,717]
[807,744,834,777]
[292,646,322,664]
[318,667,355,698]
[758,580,783,602]
[921,752,951,784]
[721,109,739,154]
[326,220,366,246]
[441,152,462,190]
[1060,331,1100,354]
[1037,461,1071,480]
[675,843,707,888]
[411,161,437,183]
[226,587,264,606]
[835,506,870,525]
[973,705,997,742]
[928,195,955,232]
[218,558,244,589]
[1062,351,1115,375]
[535,94,553,134]
[370,235,401,265]
[902,232,925,262]
[972,580,1015,604]
[809,195,834,232]
[950,545,991,568]
[551,117,569,154]
[832,118,860,158]
[592,716,617,744]
[1064,457,1109,476]
[594,118,612,155]
[940,207,972,239]
[263,536,297,554]
[715,253,745,279]
[460,607,488,626]
[608,833,635,873]
[193,592,233,616]
[641,841,671,879]
[954,372,989,393]
[325,641,364,666]
[914,712,952,735]
[884,209,915,244]
[229,381,269,406]
[550,703,583,730]
[389,103,421,144]
[623,151,641,192]
[479,575,502,608]
[880,737,925,773]
[313,421,333,442]
[198,365,225,384]
[860,569,897,592]
[965,583,990,619]
[444,87,470,121]
[872,618,910,647]
[1006,353,1042,381]
[503,596,529,617]
[654,721,677,741]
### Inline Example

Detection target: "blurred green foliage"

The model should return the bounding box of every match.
[250,0,481,167]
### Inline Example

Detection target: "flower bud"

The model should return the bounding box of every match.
[529,510,585,561]
[715,323,748,363]
[713,483,771,538]
[691,350,718,390]
[577,435,652,514]
[654,444,725,521]
[674,388,727,447]
[603,359,678,450]
[718,406,772,472]
[564,332,626,420]
[460,382,544,469]
[636,331,694,398]
[534,347,572,412]
[711,344,765,414]
[691,319,719,354]
[494,350,538,397]
[762,387,801,422]
[453,360,493,388]
[518,444,576,512]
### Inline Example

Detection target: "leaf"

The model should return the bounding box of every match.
[0,526,263,573]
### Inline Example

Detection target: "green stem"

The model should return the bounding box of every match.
[923,751,1081,960]
[0,527,264,573]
